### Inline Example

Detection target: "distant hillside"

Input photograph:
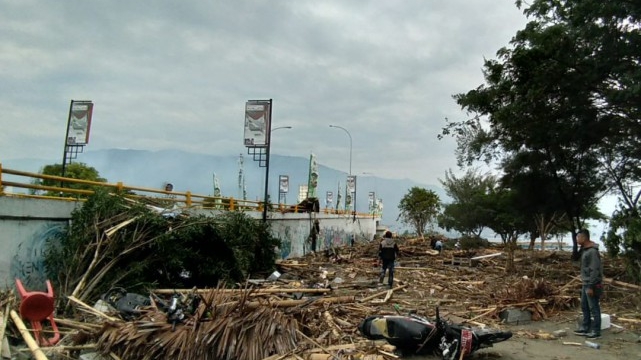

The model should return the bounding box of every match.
[3,149,448,231]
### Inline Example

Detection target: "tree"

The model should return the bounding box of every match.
[440,0,641,255]
[481,188,529,271]
[603,205,641,282]
[397,187,441,238]
[33,162,107,197]
[500,155,570,250]
[437,169,496,237]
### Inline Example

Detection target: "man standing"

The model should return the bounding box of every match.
[379,231,399,289]
[573,229,604,339]
[309,219,320,253]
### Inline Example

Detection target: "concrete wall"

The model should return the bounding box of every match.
[0,197,80,290]
[0,196,378,289]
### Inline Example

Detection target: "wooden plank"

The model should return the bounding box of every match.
[451,257,472,266]
[470,253,503,260]
[9,310,48,360]
[359,285,407,303]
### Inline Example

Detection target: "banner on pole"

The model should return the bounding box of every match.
[279,175,289,193]
[66,100,93,145]
[244,100,271,147]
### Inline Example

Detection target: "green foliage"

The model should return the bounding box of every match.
[437,169,496,237]
[44,188,147,298]
[603,205,641,282]
[44,190,281,303]
[441,0,641,254]
[483,188,529,244]
[214,212,281,275]
[151,212,279,288]
[397,187,441,237]
[33,162,107,197]
[458,235,490,250]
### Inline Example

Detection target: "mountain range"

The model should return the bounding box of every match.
[2,149,448,231]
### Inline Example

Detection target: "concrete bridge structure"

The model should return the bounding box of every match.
[0,165,381,289]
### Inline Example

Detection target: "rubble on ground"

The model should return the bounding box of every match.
[1,236,640,359]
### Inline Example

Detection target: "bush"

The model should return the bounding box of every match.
[44,190,281,304]
[458,235,490,250]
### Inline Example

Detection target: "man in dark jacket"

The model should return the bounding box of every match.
[573,229,603,339]
[378,231,399,288]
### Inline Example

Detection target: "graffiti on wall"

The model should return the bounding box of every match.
[10,222,66,290]
[322,226,350,250]
[273,218,376,259]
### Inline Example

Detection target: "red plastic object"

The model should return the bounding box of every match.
[15,279,60,346]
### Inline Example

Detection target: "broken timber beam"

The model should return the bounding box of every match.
[9,310,48,360]
[359,285,407,303]
[245,295,354,309]
[153,288,332,295]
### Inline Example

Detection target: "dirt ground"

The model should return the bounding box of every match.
[409,313,641,360]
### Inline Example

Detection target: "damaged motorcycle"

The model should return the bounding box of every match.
[358,307,512,359]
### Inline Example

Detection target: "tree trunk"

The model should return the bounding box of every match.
[571,227,579,259]
[528,232,536,251]
[505,235,516,273]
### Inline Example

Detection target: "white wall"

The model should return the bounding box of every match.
[0,197,378,289]
[0,197,79,291]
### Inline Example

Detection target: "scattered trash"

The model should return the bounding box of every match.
[267,271,281,281]
[93,299,114,313]
[3,237,638,360]
[601,314,611,329]
[584,340,601,349]
[101,288,151,320]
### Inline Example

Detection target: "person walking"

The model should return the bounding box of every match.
[378,231,399,289]
[434,239,443,254]
[573,229,604,339]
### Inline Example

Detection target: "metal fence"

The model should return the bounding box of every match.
[0,163,370,216]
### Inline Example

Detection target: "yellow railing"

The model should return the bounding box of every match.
[0,163,260,211]
[0,163,374,216]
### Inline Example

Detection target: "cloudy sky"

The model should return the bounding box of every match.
[0,0,529,186]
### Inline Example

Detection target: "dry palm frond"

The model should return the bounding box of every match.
[94,288,299,360]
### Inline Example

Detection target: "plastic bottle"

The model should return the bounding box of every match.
[584,340,600,349]
[393,304,402,314]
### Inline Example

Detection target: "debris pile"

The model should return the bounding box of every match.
[2,236,640,359]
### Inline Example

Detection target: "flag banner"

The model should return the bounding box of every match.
[279,175,289,193]
[307,153,318,198]
[346,175,356,193]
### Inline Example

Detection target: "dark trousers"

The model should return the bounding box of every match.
[310,234,317,252]
[580,284,602,334]
[379,259,395,286]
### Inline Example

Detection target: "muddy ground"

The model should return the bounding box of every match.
[408,312,641,360]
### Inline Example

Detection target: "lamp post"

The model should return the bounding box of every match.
[263,125,292,222]
[329,124,355,220]
[329,125,352,175]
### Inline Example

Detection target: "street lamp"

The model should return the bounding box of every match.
[263,125,292,222]
[329,125,352,176]
[329,124,355,220]
[272,126,292,133]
